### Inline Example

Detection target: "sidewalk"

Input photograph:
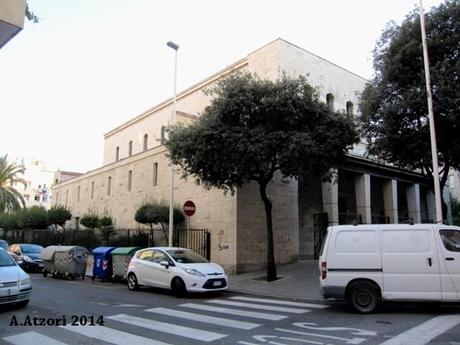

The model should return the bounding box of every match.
[227,259,323,302]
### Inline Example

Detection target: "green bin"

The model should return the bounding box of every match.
[111,247,141,281]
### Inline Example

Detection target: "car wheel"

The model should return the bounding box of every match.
[16,300,29,309]
[171,277,187,297]
[43,269,48,277]
[127,273,139,291]
[349,283,379,313]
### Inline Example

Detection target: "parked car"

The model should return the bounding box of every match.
[0,248,31,308]
[127,247,227,295]
[0,239,8,251]
[9,244,44,272]
[319,224,460,313]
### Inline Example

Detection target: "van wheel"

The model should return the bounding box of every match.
[127,273,139,291]
[171,277,187,297]
[43,270,48,277]
[349,283,379,313]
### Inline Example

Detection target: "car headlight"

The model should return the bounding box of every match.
[183,268,206,277]
[20,278,31,286]
[23,255,34,263]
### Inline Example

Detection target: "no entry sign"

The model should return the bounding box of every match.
[183,200,196,217]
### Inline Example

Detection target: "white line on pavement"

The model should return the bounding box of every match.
[378,315,460,345]
[61,324,171,345]
[3,332,68,345]
[146,307,261,330]
[107,313,227,342]
[207,299,311,314]
[180,303,288,321]
[229,296,328,309]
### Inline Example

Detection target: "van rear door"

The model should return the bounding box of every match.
[437,227,460,300]
[381,226,441,300]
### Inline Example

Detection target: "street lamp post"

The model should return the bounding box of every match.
[167,41,179,247]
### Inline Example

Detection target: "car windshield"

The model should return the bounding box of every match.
[0,249,16,267]
[167,249,208,264]
[0,241,8,250]
[20,244,43,254]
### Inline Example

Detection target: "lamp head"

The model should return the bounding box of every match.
[167,41,179,50]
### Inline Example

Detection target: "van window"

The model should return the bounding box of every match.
[439,230,460,252]
[382,230,431,253]
[335,230,377,253]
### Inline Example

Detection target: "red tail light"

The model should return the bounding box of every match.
[321,261,327,280]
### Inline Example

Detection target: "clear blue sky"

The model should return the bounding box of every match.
[0,0,443,172]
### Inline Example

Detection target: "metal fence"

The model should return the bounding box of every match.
[1,228,211,260]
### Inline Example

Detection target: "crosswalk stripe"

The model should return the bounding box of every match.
[61,324,171,345]
[206,299,311,314]
[108,313,227,342]
[146,307,260,330]
[3,332,68,345]
[230,296,328,309]
[180,303,287,321]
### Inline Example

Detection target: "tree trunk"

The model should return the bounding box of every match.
[259,180,277,282]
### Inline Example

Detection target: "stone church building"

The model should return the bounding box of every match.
[52,39,435,273]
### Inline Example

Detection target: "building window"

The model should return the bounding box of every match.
[129,141,133,156]
[346,101,354,115]
[42,195,48,202]
[143,134,148,151]
[91,181,95,199]
[161,126,166,144]
[116,146,120,161]
[108,176,111,196]
[65,190,68,206]
[153,162,158,186]
[56,192,59,203]
[34,194,40,201]
[326,93,334,110]
[77,185,80,201]
[128,170,132,191]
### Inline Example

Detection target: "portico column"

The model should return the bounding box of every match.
[383,179,398,223]
[322,171,339,225]
[355,174,371,224]
[407,183,422,223]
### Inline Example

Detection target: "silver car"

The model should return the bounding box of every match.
[0,248,31,308]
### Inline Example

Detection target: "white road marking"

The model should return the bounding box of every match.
[61,324,171,345]
[378,315,460,345]
[207,299,311,314]
[107,313,226,342]
[180,303,287,320]
[146,307,260,330]
[3,332,68,345]
[230,296,328,309]
[276,328,366,344]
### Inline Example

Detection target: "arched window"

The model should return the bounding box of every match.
[326,93,334,110]
[143,134,148,151]
[128,141,133,156]
[115,146,119,161]
[346,101,354,115]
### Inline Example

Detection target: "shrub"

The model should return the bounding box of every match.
[48,205,72,230]
[17,206,48,229]
[0,212,19,231]
[80,212,99,230]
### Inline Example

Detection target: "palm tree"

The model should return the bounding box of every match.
[0,155,26,213]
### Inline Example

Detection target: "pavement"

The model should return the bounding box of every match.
[227,259,323,302]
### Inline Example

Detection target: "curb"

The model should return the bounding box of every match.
[224,288,328,304]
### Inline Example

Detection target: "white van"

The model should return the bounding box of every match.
[319,224,460,313]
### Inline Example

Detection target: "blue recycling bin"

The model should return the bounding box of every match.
[91,247,115,282]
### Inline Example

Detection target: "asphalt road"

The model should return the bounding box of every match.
[1,274,460,345]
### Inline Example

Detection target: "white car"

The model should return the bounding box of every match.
[0,248,32,308]
[127,247,227,295]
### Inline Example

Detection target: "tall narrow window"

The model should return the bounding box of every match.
[128,170,132,191]
[107,176,112,196]
[153,162,158,186]
[91,181,94,199]
[326,93,334,110]
[65,190,68,206]
[128,141,133,156]
[56,192,59,203]
[143,134,148,151]
[115,146,120,161]
[346,101,354,115]
[161,126,166,144]
[77,186,80,201]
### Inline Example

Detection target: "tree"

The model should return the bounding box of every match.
[0,212,19,231]
[80,212,99,230]
[17,206,48,230]
[165,73,358,281]
[0,155,26,213]
[99,214,115,246]
[359,0,460,219]
[134,201,184,245]
[47,205,72,230]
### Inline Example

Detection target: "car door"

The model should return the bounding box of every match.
[437,228,460,300]
[146,250,172,288]
[134,249,154,286]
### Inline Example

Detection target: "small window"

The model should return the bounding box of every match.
[65,190,68,206]
[153,162,158,186]
[129,141,133,156]
[34,194,40,201]
[143,134,148,151]
[440,230,460,252]
[91,181,95,199]
[42,195,48,202]
[161,126,166,144]
[116,146,120,161]
[107,176,112,196]
[326,93,334,110]
[77,185,80,201]
[128,170,132,191]
[346,101,354,115]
